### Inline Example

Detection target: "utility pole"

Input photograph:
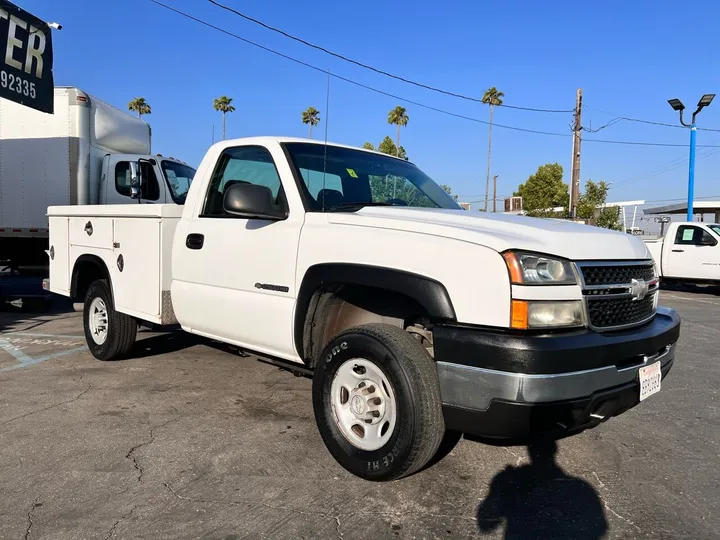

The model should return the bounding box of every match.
[569,89,583,219]
[492,175,498,212]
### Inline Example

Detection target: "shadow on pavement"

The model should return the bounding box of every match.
[660,281,720,295]
[476,439,607,539]
[0,295,75,334]
[130,331,204,358]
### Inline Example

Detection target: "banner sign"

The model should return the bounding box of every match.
[0,0,54,113]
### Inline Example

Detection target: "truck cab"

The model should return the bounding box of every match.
[645,221,720,283]
[99,154,196,205]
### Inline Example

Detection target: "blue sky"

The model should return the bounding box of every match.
[22,0,720,214]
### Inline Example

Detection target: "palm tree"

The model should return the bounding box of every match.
[387,106,409,157]
[482,87,504,211]
[213,96,236,140]
[128,97,151,118]
[301,107,321,138]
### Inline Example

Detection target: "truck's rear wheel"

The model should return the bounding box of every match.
[312,323,445,481]
[83,279,137,361]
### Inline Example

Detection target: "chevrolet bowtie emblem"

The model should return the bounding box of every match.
[630,278,649,301]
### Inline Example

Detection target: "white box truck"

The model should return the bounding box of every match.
[0,86,195,268]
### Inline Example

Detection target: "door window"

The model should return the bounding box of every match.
[115,162,132,196]
[674,225,717,246]
[115,161,160,201]
[202,146,284,216]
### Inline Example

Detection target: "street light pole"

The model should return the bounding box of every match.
[688,122,697,222]
[668,94,715,222]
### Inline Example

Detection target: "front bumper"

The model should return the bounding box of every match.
[433,306,680,439]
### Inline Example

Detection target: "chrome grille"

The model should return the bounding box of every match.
[576,261,658,331]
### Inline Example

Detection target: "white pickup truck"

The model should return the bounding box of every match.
[645,221,720,284]
[45,137,681,481]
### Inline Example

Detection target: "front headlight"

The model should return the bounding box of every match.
[503,251,576,285]
[511,300,584,330]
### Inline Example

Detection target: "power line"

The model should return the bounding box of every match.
[150,1,571,136]
[206,0,573,113]
[641,195,720,204]
[151,1,720,150]
[616,146,720,186]
[584,106,720,133]
[584,138,720,148]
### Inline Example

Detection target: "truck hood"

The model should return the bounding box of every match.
[327,207,651,260]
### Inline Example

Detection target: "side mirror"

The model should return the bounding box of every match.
[700,235,716,246]
[223,183,286,220]
[129,161,142,201]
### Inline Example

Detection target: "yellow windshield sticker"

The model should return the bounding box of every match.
[346,168,358,178]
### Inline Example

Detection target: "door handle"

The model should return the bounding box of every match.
[671,249,684,252]
[186,233,204,250]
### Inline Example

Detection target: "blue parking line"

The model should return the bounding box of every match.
[0,334,88,372]
[0,346,88,372]
[0,339,33,364]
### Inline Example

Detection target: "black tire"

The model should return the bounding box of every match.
[312,323,445,481]
[83,279,137,361]
[422,429,463,471]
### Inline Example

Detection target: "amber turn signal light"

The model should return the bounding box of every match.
[510,300,528,330]
[503,252,523,284]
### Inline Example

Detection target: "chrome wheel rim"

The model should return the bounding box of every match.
[88,297,109,345]
[330,358,397,451]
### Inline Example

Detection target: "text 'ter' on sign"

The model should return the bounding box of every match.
[0,0,54,114]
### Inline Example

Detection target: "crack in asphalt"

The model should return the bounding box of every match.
[163,480,477,537]
[125,418,179,482]
[504,447,523,466]
[24,496,41,540]
[592,470,641,533]
[334,516,344,540]
[255,378,287,407]
[592,471,605,488]
[603,501,642,532]
[2,385,91,425]
[103,505,138,540]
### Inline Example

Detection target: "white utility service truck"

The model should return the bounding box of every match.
[45,137,681,481]
[0,87,195,267]
[645,221,720,284]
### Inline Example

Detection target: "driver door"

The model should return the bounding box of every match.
[107,159,166,204]
[170,143,303,360]
[665,224,720,280]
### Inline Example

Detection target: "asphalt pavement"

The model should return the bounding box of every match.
[0,288,717,539]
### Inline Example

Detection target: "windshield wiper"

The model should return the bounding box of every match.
[326,202,393,212]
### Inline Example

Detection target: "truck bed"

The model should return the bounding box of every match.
[644,238,663,269]
[47,204,183,324]
[47,205,184,218]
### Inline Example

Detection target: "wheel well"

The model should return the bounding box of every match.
[71,256,111,303]
[294,263,456,364]
[301,284,432,368]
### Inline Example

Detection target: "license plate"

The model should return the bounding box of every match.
[639,361,662,401]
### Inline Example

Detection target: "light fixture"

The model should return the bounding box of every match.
[698,94,715,108]
[667,98,685,111]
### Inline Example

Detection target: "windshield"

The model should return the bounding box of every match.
[161,160,196,204]
[283,143,461,211]
[708,224,720,237]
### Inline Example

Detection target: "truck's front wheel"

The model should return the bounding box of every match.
[312,323,445,481]
[83,279,137,361]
